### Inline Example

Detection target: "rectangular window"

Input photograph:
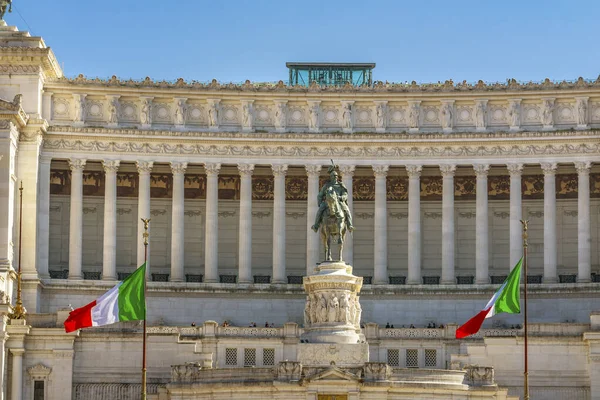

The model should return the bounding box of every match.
[244,348,256,367]
[263,348,275,366]
[225,348,237,366]
[33,381,45,400]
[406,349,419,368]
[387,349,400,367]
[425,349,437,368]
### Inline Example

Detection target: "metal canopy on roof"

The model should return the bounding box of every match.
[287,62,375,87]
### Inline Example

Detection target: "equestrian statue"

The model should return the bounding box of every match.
[311,161,354,261]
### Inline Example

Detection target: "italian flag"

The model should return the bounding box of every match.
[64,263,146,333]
[456,258,522,339]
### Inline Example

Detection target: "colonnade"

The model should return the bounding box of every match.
[38,158,594,284]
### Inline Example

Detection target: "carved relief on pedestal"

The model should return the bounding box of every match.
[207,99,220,129]
[276,361,302,381]
[273,100,287,132]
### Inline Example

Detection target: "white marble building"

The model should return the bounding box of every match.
[0,21,598,399]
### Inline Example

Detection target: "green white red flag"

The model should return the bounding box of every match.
[64,263,146,333]
[456,259,522,339]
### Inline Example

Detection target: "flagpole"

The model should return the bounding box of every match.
[520,219,529,400]
[141,218,150,400]
[10,181,26,320]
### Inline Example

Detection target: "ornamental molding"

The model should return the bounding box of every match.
[27,363,51,380]
[184,210,202,217]
[42,131,600,160]
[48,75,600,93]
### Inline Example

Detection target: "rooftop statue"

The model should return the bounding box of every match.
[0,0,11,21]
[311,160,354,261]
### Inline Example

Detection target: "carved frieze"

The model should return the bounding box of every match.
[353,177,375,201]
[488,176,510,200]
[455,176,476,200]
[117,172,138,197]
[218,175,240,200]
[150,173,172,198]
[387,177,408,201]
[50,170,71,195]
[184,174,206,199]
[286,176,308,200]
[522,175,544,199]
[252,176,274,200]
[420,176,443,200]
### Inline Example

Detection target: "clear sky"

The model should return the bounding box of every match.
[8,0,600,84]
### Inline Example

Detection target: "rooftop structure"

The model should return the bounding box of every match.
[286,62,375,87]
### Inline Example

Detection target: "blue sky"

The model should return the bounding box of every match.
[8,0,599,84]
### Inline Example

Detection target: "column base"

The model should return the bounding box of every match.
[543,277,558,284]
[406,278,421,285]
[170,278,184,283]
[440,280,455,285]
[102,275,117,281]
[578,278,591,283]
[475,279,490,285]
[68,274,83,280]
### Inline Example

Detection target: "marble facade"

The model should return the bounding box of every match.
[0,21,598,399]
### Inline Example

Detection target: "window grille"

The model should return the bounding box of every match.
[406,349,418,368]
[152,273,169,282]
[244,348,256,367]
[254,275,271,284]
[117,272,131,280]
[186,274,203,283]
[456,276,474,285]
[490,275,507,284]
[83,271,101,280]
[220,274,237,283]
[287,276,303,284]
[593,273,600,283]
[422,276,440,285]
[263,348,275,366]
[363,276,372,284]
[389,276,406,285]
[424,349,437,367]
[225,348,237,366]
[49,270,68,279]
[387,349,400,367]
[33,381,45,400]
[559,274,576,283]
[527,275,542,284]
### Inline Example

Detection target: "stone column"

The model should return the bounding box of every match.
[507,163,523,270]
[541,162,558,283]
[373,165,389,285]
[68,158,86,280]
[204,163,221,283]
[10,348,24,400]
[474,164,490,284]
[440,164,456,284]
[136,161,153,277]
[170,162,188,282]
[36,155,52,279]
[575,161,591,282]
[339,165,355,265]
[238,163,254,283]
[306,165,322,275]
[102,160,120,280]
[407,165,422,284]
[272,164,288,283]
[42,91,53,120]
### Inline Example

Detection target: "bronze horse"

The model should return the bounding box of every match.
[319,188,347,261]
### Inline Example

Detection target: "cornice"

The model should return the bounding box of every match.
[46,75,600,96]
[0,46,62,79]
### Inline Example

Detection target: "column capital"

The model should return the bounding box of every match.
[9,348,25,356]
[575,161,592,174]
[305,164,322,177]
[271,164,288,177]
[507,163,524,176]
[170,162,188,175]
[68,158,86,171]
[338,164,355,176]
[204,162,221,176]
[439,164,457,177]
[237,163,255,176]
[39,154,53,164]
[136,160,153,173]
[540,162,558,175]
[372,165,389,178]
[102,160,120,173]
[473,164,490,176]
[406,165,422,178]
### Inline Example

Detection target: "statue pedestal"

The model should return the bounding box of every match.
[298,343,369,367]
[301,261,363,345]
